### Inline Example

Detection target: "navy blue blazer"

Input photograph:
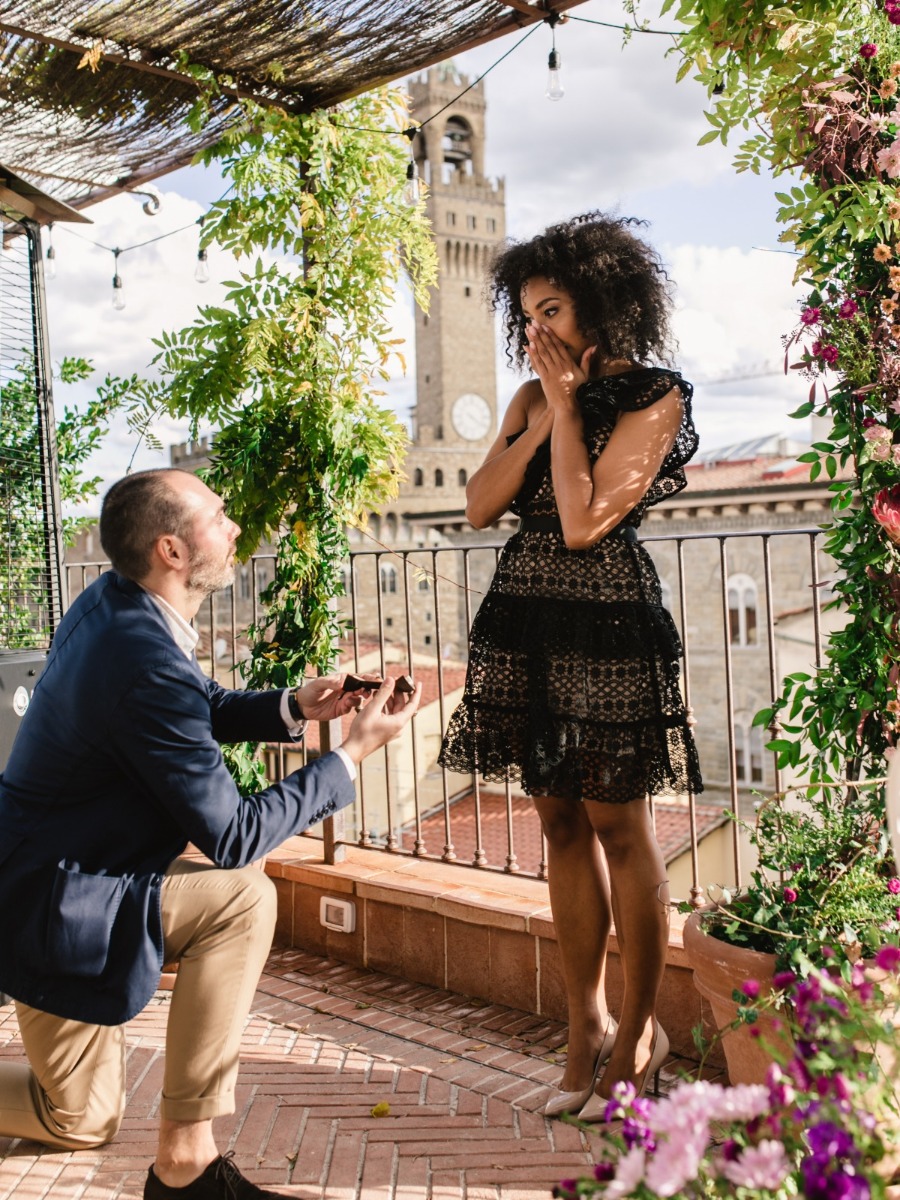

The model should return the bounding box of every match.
[0,572,355,1025]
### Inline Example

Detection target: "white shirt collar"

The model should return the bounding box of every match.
[144,588,200,660]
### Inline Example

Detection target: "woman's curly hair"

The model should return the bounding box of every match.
[489,211,675,371]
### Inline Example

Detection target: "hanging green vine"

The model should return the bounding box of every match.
[118,86,435,688]
[639,2,900,806]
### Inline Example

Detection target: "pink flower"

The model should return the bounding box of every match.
[878,140,900,176]
[605,1147,647,1200]
[863,421,890,439]
[801,306,821,325]
[872,438,892,460]
[783,886,798,903]
[720,1140,792,1191]
[838,297,859,318]
[741,979,760,999]
[873,484,900,544]
[888,877,900,894]
[860,42,879,58]
[895,906,900,920]
[891,398,900,415]
[820,344,839,365]
[874,944,900,971]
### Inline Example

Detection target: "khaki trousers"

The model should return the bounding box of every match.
[0,858,276,1149]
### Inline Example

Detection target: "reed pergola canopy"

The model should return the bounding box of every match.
[0,0,583,210]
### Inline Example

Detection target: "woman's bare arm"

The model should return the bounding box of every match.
[550,391,683,549]
[465,380,553,528]
[524,320,682,549]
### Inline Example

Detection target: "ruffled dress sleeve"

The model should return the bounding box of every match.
[577,367,699,511]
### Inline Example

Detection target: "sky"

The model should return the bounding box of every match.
[39,0,812,508]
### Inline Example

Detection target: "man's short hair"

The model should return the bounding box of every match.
[100,469,194,580]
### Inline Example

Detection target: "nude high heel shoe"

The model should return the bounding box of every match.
[577,1022,669,1122]
[542,1016,618,1118]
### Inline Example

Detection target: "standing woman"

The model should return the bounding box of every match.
[438,212,703,1118]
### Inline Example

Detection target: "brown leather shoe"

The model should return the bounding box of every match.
[144,1153,290,1200]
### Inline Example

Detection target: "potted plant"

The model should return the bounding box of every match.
[681,781,900,1084]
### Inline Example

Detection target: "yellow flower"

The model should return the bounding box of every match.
[881,79,899,100]
[889,200,900,221]
[883,297,898,315]
[875,243,894,262]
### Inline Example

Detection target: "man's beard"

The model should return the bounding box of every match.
[185,544,235,598]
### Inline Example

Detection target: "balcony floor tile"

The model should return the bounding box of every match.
[0,946,709,1200]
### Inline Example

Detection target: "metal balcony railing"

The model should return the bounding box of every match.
[66,525,832,906]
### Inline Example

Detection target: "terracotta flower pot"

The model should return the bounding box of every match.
[682,910,792,1085]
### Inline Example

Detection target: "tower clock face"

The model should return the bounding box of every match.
[451,393,492,441]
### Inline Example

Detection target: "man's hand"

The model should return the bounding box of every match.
[294,674,377,723]
[340,677,422,764]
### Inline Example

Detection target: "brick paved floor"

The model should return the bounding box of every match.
[0,948,704,1200]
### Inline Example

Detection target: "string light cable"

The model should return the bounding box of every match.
[40,10,686,291]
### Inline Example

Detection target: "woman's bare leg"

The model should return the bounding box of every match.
[533,794,612,1092]
[584,797,669,1097]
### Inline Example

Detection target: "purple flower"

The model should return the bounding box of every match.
[888,877,900,894]
[774,969,797,989]
[838,297,859,318]
[821,345,840,365]
[821,945,835,959]
[741,978,760,999]
[801,306,822,325]
[860,42,878,58]
[874,944,900,971]
[721,1139,740,1162]
[593,1162,615,1182]
[783,885,799,903]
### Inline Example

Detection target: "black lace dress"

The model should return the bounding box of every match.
[438,367,704,804]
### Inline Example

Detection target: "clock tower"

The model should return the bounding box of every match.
[399,64,506,515]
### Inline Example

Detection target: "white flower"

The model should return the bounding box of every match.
[720,1140,792,1191]
[709,1083,771,1122]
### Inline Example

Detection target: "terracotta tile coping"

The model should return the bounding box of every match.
[264,840,692,966]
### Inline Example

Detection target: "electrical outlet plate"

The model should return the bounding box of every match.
[319,895,356,933]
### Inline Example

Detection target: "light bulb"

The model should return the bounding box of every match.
[195,247,210,283]
[45,244,56,280]
[403,161,421,206]
[546,48,564,101]
[112,272,126,311]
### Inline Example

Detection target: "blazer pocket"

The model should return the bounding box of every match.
[47,860,131,977]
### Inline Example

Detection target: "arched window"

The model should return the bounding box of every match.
[380,564,397,594]
[728,574,758,646]
[413,468,424,487]
[458,468,467,486]
[435,469,444,487]
[734,717,766,785]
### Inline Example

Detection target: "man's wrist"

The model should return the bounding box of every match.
[287,688,304,724]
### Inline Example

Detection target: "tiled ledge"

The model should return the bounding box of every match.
[264,839,720,1066]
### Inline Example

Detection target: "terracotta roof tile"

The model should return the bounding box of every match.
[397,790,728,873]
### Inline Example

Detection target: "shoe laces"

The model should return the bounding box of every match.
[214,1153,245,1200]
